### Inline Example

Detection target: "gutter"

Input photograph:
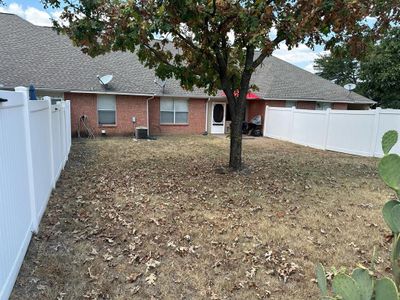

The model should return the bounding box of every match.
[70,90,154,97]
[259,97,375,105]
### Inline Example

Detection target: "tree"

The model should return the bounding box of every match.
[360,28,400,108]
[44,0,399,170]
[314,28,400,108]
[314,48,359,87]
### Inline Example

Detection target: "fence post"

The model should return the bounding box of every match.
[289,106,295,142]
[15,86,38,233]
[370,107,381,157]
[56,101,65,169]
[59,101,68,166]
[323,108,331,150]
[44,97,56,188]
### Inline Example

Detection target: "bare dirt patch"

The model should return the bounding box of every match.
[11,136,395,299]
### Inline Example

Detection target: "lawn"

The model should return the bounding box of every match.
[11,136,394,299]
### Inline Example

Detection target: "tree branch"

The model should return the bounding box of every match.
[252,34,285,69]
[239,45,255,100]
[143,44,175,68]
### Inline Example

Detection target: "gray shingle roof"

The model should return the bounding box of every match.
[0,13,374,104]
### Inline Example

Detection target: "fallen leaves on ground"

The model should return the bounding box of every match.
[11,136,391,299]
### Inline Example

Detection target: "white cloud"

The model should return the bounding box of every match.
[0,2,61,26]
[0,2,24,16]
[273,43,330,72]
[274,44,323,64]
[304,63,316,74]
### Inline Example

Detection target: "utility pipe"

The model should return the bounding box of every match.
[205,97,211,134]
[146,94,155,136]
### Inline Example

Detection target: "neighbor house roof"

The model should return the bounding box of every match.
[0,12,374,104]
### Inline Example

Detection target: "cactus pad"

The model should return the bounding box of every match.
[351,268,373,300]
[382,130,398,155]
[379,154,400,192]
[392,204,400,233]
[332,273,361,300]
[375,277,398,300]
[316,263,328,297]
[383,200,400,232]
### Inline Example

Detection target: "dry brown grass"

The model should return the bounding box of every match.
[11,136,395,299]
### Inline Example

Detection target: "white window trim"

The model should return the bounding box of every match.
[160,98,189,124]
[97,95,117,125]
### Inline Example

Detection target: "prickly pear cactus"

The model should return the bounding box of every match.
[351,268,374,300]
[375,278,398,300]
[316,130,400,300]
[316,263,328,297]
[379,130,400,196]
[382,130,398,155]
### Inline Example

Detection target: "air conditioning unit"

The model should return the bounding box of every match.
[135,127,148,139]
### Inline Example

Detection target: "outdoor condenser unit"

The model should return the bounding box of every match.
[135,127,148,139]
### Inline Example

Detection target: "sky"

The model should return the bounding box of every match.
[0,0,329,73]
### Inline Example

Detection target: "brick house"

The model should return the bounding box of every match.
[0,13,375,136]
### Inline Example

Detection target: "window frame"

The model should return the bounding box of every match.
[316,102,332,111]
[285,101,297,108]
[50,97,64,105]
[160,98,189,125]
[97,94,117,126]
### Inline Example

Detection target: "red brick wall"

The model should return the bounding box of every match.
[65,93,148,136]
[296,101,316,110]
[332,103,348,110]
[246,100,285,122]
[149,97,206,135]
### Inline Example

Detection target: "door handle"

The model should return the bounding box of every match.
[0,98,8,102]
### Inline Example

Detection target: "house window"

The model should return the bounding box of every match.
[316,102,332,110]
[285,101,297,108]
[160,98,188,124]
[50,97,63,105]
[98,95,116,125]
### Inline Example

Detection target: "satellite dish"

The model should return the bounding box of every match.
[97,74,113,86]
[154,78,166,88]
[154,78,166,93]
[344,83,356,91]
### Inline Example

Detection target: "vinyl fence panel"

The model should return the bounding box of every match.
[326,110,376,156]
[0,90,34,300]
[51,104,63,181]
[264,106,400,157]
[28,100,53,221]
[374,110,400,157]
[291,110,327,149]
[0,87,71,300]
[263,107,293,140]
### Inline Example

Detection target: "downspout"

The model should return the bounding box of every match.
[146,94,155,136]
[204,97,211,135]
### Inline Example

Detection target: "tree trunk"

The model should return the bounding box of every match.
[229,114,243,170]
[227,93,246,170]
[221,46,254,171]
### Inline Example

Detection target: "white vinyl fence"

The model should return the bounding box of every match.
[264,106,400,157]
[0,87,71,300]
